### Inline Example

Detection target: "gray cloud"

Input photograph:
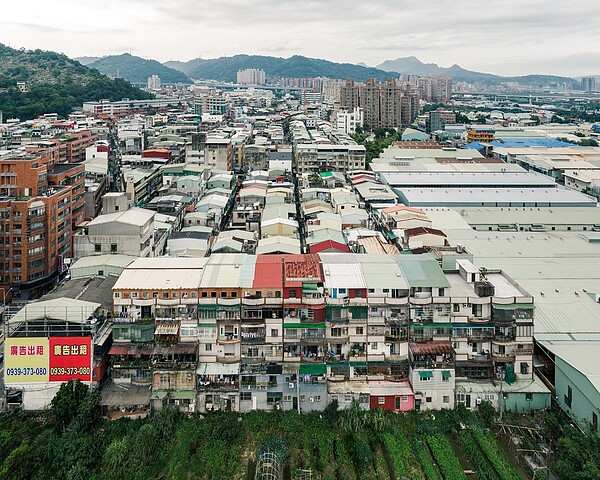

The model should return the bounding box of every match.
[1,0,599,76]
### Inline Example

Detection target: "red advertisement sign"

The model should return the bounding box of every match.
[48,337,93,382]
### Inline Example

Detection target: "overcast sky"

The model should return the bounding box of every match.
[2,0,599,77]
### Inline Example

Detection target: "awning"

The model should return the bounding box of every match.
[155,323,180,336]
[197,363,239,375]
[350,362,367,367]
[442,370,451,380]
[492,303,534,310]
[299,364,327,375]
[387,230,396,240]
[283,323,326,329]
[419,371,433,379]
[153,344,197,355]
[170,390,197,400]
[267,392,283,399]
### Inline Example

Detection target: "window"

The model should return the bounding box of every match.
[401,395,408,402]
[94,244,101,252]
[210,292,217,298]
[395,397,401,409]
[525,393,533,401]
[383,289,389,293]
[201,292,208,298]
[453,303,460,313]
[520,362,529,375]
[270,329,279,337]
[289,289,297,298]
[439,288,445,296]
[114,292,120,298]
[338,288,346,294]
[111,244,117,253]
[314,395,321,402]
[220,291,227,298]
[370,342,378,350]
[355,327,364,335]
[378,397,385,405]
[231,291,238,298]
[240,392,251,401]
[565,385,572,408]
[152,292,158,298]
[131,292,138,298]
[172,292,178,298]
[593,412,598,432]
[354,289,363,298]
[300,395,306,402]
[425,397,432,403]
[443,396,450,404]
[368,289,375,294]
[162,292,169,299]
[283,395,292,402]
[191,292,198,298]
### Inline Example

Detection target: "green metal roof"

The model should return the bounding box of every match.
[395,254,450,288]
[299,364,327,375]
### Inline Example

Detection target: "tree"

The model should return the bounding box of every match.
[49,380,91,432]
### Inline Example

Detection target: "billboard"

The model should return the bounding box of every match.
[4,336,92,384]
[4,338,48,383]
[49,337,92,382]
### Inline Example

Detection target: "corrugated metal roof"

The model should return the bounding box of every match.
[395,254,450,288]
[356,255,407,289]
[319,253,366,289]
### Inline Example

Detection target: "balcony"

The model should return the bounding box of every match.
[326,335,349,343]
[217,334,240,344]
[301,332,325,344]
[153,361,196,370]
[216,354,240,364]
[411,360,454,369]
[491,352,516,362]
[493,335,516,344]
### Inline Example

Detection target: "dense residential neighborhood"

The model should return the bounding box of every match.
[1,27,600,479]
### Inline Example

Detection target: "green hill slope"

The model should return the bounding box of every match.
[166,54,396,82]
[89,53,193,84]
[0,44,152,120]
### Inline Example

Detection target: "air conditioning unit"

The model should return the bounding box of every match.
[288,382,295,389]
[476,398,482,405]
[309,397,314,403]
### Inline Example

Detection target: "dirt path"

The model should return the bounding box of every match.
[378,439,396,480]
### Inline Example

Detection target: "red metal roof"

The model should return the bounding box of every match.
[309,240,350,254]
[253,255,284,289]
[404,226,447,238]
[282,254,324,287]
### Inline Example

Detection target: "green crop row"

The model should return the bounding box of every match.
[458,430,497,480]
[472,430,519,480]
[381,432,411,478]
[426,433,467,480]
[414,441,441,480]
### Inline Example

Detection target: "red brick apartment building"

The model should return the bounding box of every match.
[0,146,78,302]
[50,130,98,163]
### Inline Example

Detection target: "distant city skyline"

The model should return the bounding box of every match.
[1,0,599,77]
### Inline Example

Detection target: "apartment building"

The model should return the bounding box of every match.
[109,251,546,413]
[295,144,366,174]
[340,78,420,128]
[74,207,155,259]
[0,147,76,301]
[417,76,453,103]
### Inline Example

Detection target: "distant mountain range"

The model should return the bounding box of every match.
[0,44,151,120]
[87,53,193,85]
[163,53,575,87]
[165,54,393,83]
[75,56,103,66]
[376,56,575,86]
